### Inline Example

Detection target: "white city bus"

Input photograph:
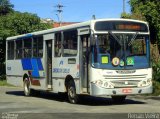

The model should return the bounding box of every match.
[6,19,152,103]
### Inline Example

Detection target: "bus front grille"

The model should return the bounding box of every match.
[103,74,147,80]
[110,80,140,88]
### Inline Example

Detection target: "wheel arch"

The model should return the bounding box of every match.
[23,73,29,82]
[65,75,75,92]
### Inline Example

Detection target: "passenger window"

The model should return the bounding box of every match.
[54,33,61,57]
[63,30,77,56]
[33,36,43,58]
[7,41,14,60]
[16,40,23,59]
[24,38,32,58]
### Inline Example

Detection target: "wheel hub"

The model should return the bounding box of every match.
[69,87,75,98]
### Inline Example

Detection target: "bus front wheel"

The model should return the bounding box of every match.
[67,81,78,104]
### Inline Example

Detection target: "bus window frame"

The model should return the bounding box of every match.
[7,40,15,60]
[62,29,78,57]
[33,35,44,58]
[54,32,62,57]
[11,35,44,60]
[15,39,23,59]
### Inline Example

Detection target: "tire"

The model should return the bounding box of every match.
[23,78,32,96]
[67,81,78,104]
[111,95,126,103]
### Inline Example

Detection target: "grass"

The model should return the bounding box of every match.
[0,79,13,86]
[152,80,160,96]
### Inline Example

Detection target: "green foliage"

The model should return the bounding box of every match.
[0,0,52,76]
[0,80,7,86]
[152,61,160,81]
[4,12,52,35]
[129,0,160,45]
[0,12,52,62]
[121,12,131,19]
[152,80,160,96]
[0,12,52,39]
[0,0,14,15]
[0,79,13,86]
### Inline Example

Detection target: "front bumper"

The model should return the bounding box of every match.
[90,83,153,96]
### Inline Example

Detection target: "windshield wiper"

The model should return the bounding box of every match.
[128,32,138,46]
[109,31,122,46]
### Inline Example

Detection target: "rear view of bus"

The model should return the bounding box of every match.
[90,19,152,101]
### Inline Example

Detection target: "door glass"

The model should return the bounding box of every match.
[81,35,90,89]
[46,40,52,87]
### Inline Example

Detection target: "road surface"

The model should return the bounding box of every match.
[0,86,160,119]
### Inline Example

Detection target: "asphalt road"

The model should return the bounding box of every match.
[0,86,160,119]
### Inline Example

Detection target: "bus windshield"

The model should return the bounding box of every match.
[92,33,150,69]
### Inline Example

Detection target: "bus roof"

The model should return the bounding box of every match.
[6,18,148,41]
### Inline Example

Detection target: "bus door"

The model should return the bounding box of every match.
[46,40,52,89]
[78,28,90,93]
[44,34,54,90]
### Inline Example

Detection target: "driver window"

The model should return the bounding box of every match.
[98,35,110,54]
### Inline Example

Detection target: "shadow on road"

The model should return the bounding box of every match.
[6,91,24,96]
[6,90,146,106]
[78,95,146,106]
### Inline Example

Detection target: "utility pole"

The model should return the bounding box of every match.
[55,4,64,26]
[92,15,96,20]
[123,0,126,13]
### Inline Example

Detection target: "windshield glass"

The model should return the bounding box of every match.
[92,33,150,69]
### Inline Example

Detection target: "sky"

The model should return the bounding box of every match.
[10,0,131,22]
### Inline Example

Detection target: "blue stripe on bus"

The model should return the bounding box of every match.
[21,58,33,70]
[21,58,44,78]
[31,58,40,77]
[37,58,44,70]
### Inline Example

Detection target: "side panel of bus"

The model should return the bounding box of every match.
[51,30,80,93]
[6,40,27,87]
[6,35,47,90]
[6,59,24,87]
[6,27,91,95]
[43,28,91,94]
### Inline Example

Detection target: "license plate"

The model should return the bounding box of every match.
[122,88,132,93]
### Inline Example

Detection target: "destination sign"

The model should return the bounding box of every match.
[95,21,148,32]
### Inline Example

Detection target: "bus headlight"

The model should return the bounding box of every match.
[95,80,103,87]
[92,80,114,89]
[138,78,152,87]
[104,82,108,87]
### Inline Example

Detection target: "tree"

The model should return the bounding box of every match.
[0,0,52,76]
[129,0,160,45]
[0,11,52,75]
[122,0,160,57]
[0,0,13,15]
[4,12,52,35]
[121,12,131,19]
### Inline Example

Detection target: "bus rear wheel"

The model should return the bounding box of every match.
[111,95,126,103]
[24,78,32,96]
[67,81,78,104]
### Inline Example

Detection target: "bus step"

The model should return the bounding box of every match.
[47,85,52,89]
